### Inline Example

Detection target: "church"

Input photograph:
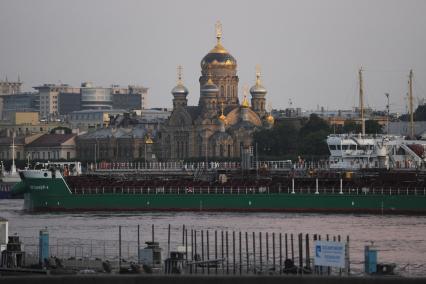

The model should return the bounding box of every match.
[160,22,274,161]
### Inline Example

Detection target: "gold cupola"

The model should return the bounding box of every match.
[218,101,226,122]
[200,21,237,70]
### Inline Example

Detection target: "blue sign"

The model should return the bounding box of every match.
[314,241,346,268]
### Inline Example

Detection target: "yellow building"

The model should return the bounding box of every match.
[11,112,39,125]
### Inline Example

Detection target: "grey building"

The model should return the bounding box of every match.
[80,82,112,110]
[1,92,39,121]
[58,92,81,115]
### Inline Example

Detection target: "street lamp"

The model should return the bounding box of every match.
[385,93,390,134]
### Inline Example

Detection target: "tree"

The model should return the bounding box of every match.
[253,120,298,158]
[298,114,331,156]
[414,104,426,121]
[342,120,359,133]
[365,120,383,134]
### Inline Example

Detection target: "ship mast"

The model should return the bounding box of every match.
[11,133,16,174]
[409,69,414,138]
[359,67,365,135]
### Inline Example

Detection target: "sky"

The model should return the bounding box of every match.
[1,0,425,113]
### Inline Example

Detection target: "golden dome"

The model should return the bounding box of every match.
[145,137,154,144]
[266,114,275,124]
[200,22,237,69]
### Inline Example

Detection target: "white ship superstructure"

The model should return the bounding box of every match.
[327,134,426,170]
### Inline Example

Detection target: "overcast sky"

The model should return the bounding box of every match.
[1,0,425,113]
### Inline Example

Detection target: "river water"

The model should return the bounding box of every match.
[1,199,426,276]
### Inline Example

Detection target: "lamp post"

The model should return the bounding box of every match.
[385,93,390,134]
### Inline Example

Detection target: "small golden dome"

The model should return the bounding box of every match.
[241,95,250,108]
[145,137,154,144]
[219,113,226,122]
[266,114,274,124]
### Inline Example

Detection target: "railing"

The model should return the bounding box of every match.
[71,185,426,196]
[87,160,329,172]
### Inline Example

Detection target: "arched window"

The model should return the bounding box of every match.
[221,86,225,98]
[227,144,231,157]
[220,144,224,157]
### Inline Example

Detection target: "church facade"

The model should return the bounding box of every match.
[160,23,274,161]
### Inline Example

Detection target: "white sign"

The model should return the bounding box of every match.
[314,241,346,268]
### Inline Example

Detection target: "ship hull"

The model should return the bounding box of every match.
[19,178,426,214]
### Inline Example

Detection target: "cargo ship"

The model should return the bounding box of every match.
[11,69,426,214]
[11,159,426,214]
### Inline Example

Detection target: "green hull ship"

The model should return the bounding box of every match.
[12,166,426,214]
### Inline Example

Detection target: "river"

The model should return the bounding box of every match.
[1,199,425,276]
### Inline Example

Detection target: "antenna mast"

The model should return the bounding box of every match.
[11,132,16,174]
[359,67,365,135]
[409,69,414,138]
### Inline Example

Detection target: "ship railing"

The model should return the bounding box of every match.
[71,185,426,196]
[89,161,243,172]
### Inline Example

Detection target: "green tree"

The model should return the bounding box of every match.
[253,120,298,158]
[414,104,426,121]
[342,120,359,133]
[298,114,331,156]
[365,120,383,134]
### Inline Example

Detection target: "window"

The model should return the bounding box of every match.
[67,152,70,160]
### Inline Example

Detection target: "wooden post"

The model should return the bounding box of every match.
[273,232,276,272]
[226,231,229,274]
[182,224,185,245]
[151,224,154,242]
[252,232,256,273]
[233,231,236,274]
[346,235,350,275]
[118,225,122,269]
[298,233,303,270]
[279,233,283,274]
[245,232,249,273]
[191,229,194,261]
[215,230,218,274]
[285,233,288,260]
[185,229,188,261]
[201,230,205,274]
[266,232,269,270]
[239,231,242,275]
[194,230,197,274]
[168,224,171,258]
[259,232,263,272]
[221,231,224,274]
[305,233,310,270]
[207,230,210,274]
[137,225,140,264]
